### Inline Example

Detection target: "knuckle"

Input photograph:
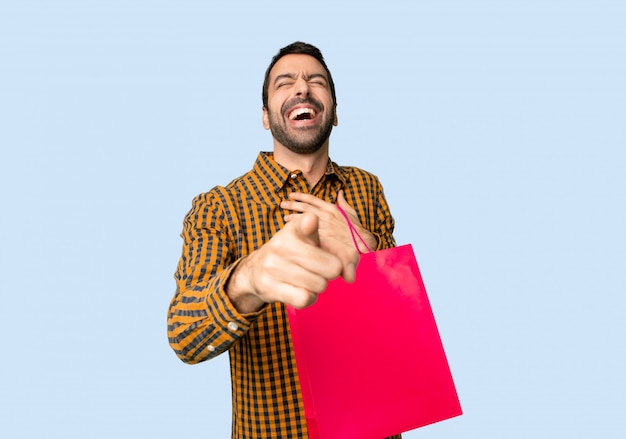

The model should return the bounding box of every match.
[292,291,318,309]
[313,278,329,293]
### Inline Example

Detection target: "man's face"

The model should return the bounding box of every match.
[263,54,337,154]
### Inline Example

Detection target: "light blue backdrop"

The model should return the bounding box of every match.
[1,1,624,438]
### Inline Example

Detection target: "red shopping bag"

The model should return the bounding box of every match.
[287,211,462,438]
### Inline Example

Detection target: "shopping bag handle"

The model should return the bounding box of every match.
[336,204,373,254]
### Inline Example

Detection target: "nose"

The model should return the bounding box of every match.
[294,77,310,97]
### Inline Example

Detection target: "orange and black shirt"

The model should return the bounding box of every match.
[168,152,398,438]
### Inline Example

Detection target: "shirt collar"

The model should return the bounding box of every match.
[253,152,348,193]
[325,159,349,185]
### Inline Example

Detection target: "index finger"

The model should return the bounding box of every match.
[288,192,332,208]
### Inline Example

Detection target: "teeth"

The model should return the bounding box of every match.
[288,108,316,120]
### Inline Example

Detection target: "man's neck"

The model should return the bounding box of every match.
[273,143,330,187]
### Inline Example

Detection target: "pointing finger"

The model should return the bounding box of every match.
[293,212,319,246]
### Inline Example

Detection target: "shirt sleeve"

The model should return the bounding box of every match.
[372,176,396,251]
[167,191,264,364]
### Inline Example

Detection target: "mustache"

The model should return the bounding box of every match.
[281,97,323,115]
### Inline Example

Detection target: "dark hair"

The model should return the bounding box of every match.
[262,41,337,108]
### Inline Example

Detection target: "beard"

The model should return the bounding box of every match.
[267,98,335,154]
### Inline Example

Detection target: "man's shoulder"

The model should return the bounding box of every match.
[192,176,249,203]
[332,161,382,186]
[189,164,266,207]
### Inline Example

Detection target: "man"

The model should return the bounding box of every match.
[168,42,398,438]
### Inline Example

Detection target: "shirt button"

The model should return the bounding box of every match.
[290,173,298,179]
[208,345,216,352]
[227,321,239,332]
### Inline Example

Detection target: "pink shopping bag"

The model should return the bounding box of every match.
[287,222,462,439]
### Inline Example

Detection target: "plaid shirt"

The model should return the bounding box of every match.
[168,152,398,438]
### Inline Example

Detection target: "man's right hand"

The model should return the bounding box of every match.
[226,212,345,313]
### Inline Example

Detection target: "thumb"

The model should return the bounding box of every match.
[337,189,350,209]
[295,212,320,246]
[337,190,356,218]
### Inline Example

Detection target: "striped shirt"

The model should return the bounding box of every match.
[168,152,398,438]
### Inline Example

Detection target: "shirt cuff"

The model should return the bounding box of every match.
[205,259,266,339]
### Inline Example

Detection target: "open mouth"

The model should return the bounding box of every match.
[288,107,317,121]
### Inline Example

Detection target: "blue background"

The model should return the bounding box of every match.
[1,1,624,437]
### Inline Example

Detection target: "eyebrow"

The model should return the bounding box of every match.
[273,72,328,85]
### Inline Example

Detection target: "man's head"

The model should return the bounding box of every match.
[262,41,337,109]
[262,42,338,154]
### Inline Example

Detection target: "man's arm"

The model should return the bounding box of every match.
[372,178,396,250]
[167,191,360,364]
[167,192,252,364]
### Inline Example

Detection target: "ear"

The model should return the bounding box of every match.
[333,104,339,126]
[262,106,270,130]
